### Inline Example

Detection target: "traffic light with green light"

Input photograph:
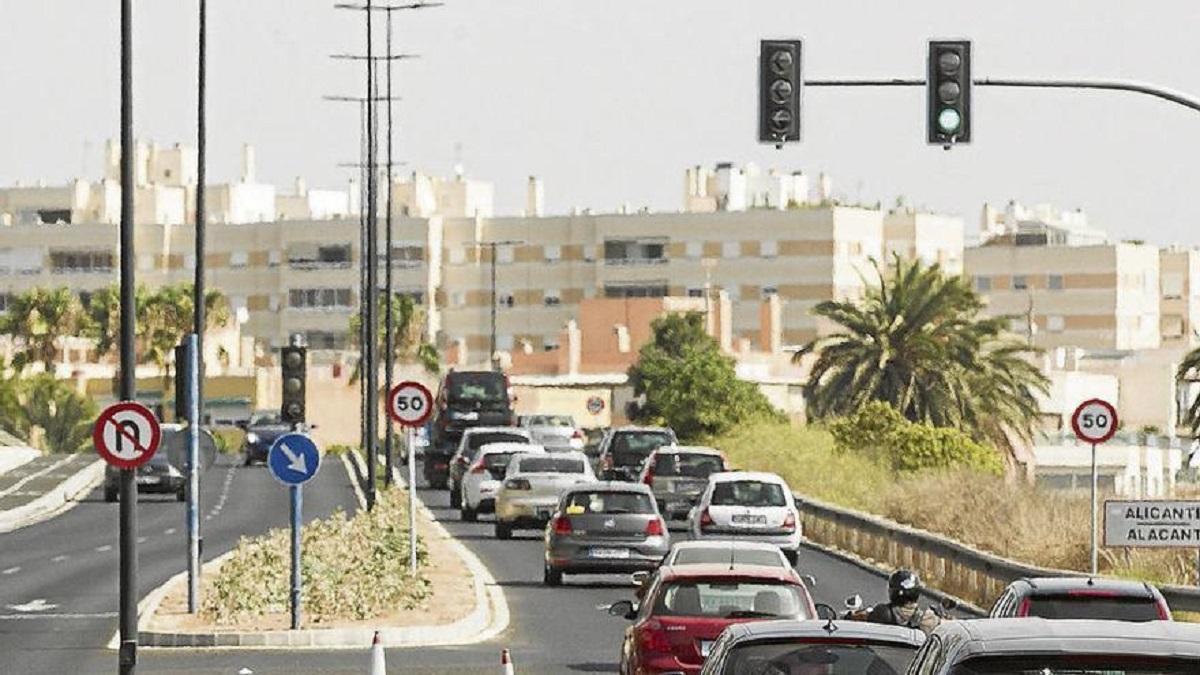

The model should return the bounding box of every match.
[280,345,307,425]
[759,39,802,145]
[927,40,971,145]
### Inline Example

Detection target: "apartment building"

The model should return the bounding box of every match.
[1159,246,1200,349]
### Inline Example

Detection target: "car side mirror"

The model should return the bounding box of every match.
[845,594,864,612]
[801,574,817,588]
[630,571,649,586]
[607,600,636,620]
[940,597,959,612]
[815,603,838,621]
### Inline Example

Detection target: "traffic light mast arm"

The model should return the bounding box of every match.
[805,77,1200,114]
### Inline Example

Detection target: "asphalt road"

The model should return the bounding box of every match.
[129,473,938,675]
[0,452,359,675]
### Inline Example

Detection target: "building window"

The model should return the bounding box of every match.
[604,239,667,266]
[1047,315,1065,333]
[1163,315,1185,339]
[543,339,560,351]
[497,245,515,265]
[497,335,515,350]
[497,292,515,307]
[685,241,702,259]
[543,289,561,306]
[451,291,466,306]
[448,247,466,265]
[582,245,596,262]
[604,283,668,298]
[1012,275,1027,290]
[50,250,114,274]
[761,240,778,258]
[305,331,346,350]
[1048,274,1064,291]
[1163,273,1185,299]
[544,244,561,263]
[761,286,778,298]
[974,276,991,292]
[268,250,282,267]
[382,245,423,269]
[686,287,704,298]
[229,250,249,268]
[288,288,353,310]
[721,241,739,259]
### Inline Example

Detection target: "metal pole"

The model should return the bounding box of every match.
[118,0,138,670]
[289,484,302,629]
[489,244,497,370]
[407,425,417,575]
[364,0,379,511]
[383,10,395,488]
[1091,442,1099,576]
[186,333,200,612]
[194,0,207,419]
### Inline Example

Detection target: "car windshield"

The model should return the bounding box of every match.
[1025,594,1163,621]
[610,431,673,458]
[527,415,574,427]
[563,491,654,515]
[448,373,506,403]
[466,432,528,456]
[249,412,282,426]
[518,456,586,474]
[672,548,785,567]
[652,580,809,619]
[724,641,917,675]
[654,452,725,478]
[712,480,788,507]
[951,655,1199,674]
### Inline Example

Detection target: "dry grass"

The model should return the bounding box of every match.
[714,422,1200,587]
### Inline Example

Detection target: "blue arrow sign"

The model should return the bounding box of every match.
[268,433,321,486]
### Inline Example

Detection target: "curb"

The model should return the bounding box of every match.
[0,458,105,535]
[133,449,509,649]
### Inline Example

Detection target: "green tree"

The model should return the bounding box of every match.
[349,294,439,382]
[796,256,1047,447]
[1,288,85,373]
[1177,349,1200,435]
[627,312,781,441]
[828,401,1003,475]
[19,375,97,453]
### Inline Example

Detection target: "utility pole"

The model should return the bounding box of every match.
[187,0,208,616]
[477,240,522,371]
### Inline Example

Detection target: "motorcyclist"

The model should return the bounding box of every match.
[866,569,942,634]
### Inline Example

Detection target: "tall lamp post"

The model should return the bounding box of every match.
[476,240,522,371]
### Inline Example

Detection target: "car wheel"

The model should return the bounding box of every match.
[243,454,253,466]
[495,521,512,540]
[449,487,461,509]
[543,564,562,586]
[461,504,477,522]
[104,485,118,503]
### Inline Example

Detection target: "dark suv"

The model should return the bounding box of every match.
[990,577,1171,621]
[596,426,677,481]
[425,370,516,488]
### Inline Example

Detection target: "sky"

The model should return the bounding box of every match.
[3,1,1200,244]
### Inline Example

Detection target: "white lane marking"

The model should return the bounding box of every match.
[164,528,176,536]
[95,545,112,553]
[136,537,147,544]
[50,555,68,563]
[0,611,116,621]
[7,599,57,613]
[1,566,19,575]
[0,456,76,499]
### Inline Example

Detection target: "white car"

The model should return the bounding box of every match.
[493,451,595,539]
[662,540,793,570]
[461,442,545,521]
[520,414,585,450]
[689,471,802,564]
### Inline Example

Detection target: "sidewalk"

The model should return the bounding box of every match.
[0,452,105,533]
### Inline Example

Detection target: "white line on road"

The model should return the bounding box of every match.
[164,528,176,535]
[136,537,147,544]
[50,555,68,563]
[95,545,112,553]
[0,612,117,621]
[0,456,76,499]
[1,567,19,575]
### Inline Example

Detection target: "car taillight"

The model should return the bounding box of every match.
[504,478,531,491]
[469,461,487,475]
[552,515,573,535]
[639,620,672,654]
[1158,599,1172,620]
[645,518,665,537]
[782,512,796,531]
[572,429,584,439]
[700,508,714,529]
[1016,597,1031,617]
[643,468,655,486]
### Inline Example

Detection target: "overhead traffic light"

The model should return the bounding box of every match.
[758,39,802,145]
[280,345,307,425]
[927,40,971,145]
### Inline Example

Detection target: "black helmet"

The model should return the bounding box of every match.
[888,569,922,605]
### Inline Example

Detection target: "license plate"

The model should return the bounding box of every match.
[732,514,767,525]
[136,476,156,485]
[700,640,714,657]
[590,547,630,559]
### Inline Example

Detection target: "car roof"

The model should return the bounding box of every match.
[478,442,544,455]
[720,619,927,648]
[708,471,787,484]
[463,427,529,436]
[514,450,588,464]
[657,564,803,584]
[1011,576,1159,597]
[935,618,1200,659]
[670,540,783,553]
[563,481,653,495]
[610,426,674,434]
[655,445,721,456]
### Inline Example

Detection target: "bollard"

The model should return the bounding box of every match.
[370,631,385,675]
[500,647,515,675]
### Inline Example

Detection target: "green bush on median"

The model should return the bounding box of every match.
[201,488,429,625]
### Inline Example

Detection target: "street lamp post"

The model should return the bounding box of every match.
[477,240,522,371]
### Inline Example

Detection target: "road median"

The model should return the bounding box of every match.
[0,454,104,534]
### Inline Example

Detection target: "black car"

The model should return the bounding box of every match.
[989,576,1171,621]
[701,618,926,674]
[425,370,516,488]
[102,423,216,502]
[596,426,678,481]
[240,411,293,466]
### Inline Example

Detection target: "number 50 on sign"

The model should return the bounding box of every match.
[388,381,433,427]
[1072,398,1118,444]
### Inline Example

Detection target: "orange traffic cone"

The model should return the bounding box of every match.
[370,631,386,675]
[500,647,515,675]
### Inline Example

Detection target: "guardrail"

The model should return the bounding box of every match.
[794,493,1200,614]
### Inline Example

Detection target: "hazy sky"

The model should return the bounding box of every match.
[3,1,1200,243]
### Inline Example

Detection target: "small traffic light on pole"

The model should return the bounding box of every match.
[280,345,307,425]
[927,40,972,146]
[758,39,803,146]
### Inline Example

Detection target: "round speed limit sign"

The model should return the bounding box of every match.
[388,381,433,427]
[1071,398,1118,444]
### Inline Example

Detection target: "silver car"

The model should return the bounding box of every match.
[520,414,584,451]
[543,483,670,586]
[494,451,595,539]
[637,446,728,521]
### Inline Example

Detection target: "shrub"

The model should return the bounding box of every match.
[828,401,1002,475]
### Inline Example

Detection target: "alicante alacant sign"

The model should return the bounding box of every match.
[1104,500,1200,547]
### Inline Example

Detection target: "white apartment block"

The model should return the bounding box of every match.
[1159,246,1200,349]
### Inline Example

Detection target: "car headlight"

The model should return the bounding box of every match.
[167,465,183,478]
[245,432,260,445]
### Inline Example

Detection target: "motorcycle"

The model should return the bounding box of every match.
[840,593,957,633]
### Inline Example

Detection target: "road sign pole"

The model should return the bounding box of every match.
[1091,442,1098,576]
[407,425,417,575]
[290,483,302,630]
[187,333,201,613]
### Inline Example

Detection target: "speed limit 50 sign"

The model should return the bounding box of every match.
[1071,398,1118,445]
[388,381,433,427]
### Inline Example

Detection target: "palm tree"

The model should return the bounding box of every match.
[0,288,85,374]
[349,293,439,382]
[141,285,231,394]
[1177,349,1200,435]
[796,255,1048,445]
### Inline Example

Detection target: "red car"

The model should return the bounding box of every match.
[609,564,816,675]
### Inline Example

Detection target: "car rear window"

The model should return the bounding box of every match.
[712,480,788,507]
[652,580,809,619]
[654,452,725,478]
[951,655,1198,674]
[482,452,522,479]
[448,373,507,403]
[1025,594,1163,621]
[527,415,574,427]
[610,431,674,462]
[466,432,528,455]
[518,456,586,474]
[725,641,916,674]
[673,548,785,568]
[563,491,654,515]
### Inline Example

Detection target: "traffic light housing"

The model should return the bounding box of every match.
[758,39,803,144]
[280,346,307,425]
[927,40,971,145]
[174,341,192,422]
